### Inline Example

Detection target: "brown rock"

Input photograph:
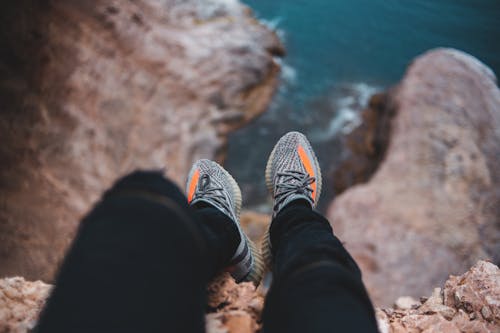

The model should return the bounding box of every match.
[381,261,500,333]
[0,277,52,333]
[443,261,500,324]
[452,309,493,333]
[482,306,494,321]
[207,311,257,333]
[240,210,270,243]
[206,313,229,333]
[375,308,391,333]
[395,296,420,310]
[328,48,500,306]
[417,288,456,320]
[0,0,282,282]
[224,311,256,333]
[207,273,264,321]
[2,261,499,333]
[206,273,264,333]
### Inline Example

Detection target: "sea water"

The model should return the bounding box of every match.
[225,0,500,211]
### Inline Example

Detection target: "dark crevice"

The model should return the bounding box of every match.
[328,90,398,196]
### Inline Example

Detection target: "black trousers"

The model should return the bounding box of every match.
[36,171,378,333]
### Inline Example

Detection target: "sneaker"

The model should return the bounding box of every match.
[186,159,264,285]
[262,131,322,266]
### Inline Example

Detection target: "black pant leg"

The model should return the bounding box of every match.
[262,202,378,333]
[35,171,236,333]
[192,206,241,273]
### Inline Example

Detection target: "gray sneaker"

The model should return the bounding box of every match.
[262,131,322,266]
[186,159,264,285]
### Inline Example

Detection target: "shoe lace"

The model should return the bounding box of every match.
[192,174,231,213]
[274,170,315,208]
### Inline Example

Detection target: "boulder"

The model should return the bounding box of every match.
[0,0,282,281]
[328,48,500,306]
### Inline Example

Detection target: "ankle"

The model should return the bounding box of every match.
[194,205,241,254]
[283,198,312,211]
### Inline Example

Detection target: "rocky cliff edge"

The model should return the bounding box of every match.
[1,261,498,333]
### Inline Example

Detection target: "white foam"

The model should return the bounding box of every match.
[311,82,381,142]
[260,17,283,32]
[275,57,297,86]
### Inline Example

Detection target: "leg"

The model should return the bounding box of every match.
[262,132,378,332]
[262,201,378,333]
[35,171,238,333]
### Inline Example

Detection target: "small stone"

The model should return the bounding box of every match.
[225,311,255,333]
[429,288,444,305]
[439,306,456,321]
[383,308,394,316]
[462,301,474,313]
[480,306,492,321]
[395,296,420,310]
[375,309,390,333]
[454,291,462,307]
[206,313,227,333]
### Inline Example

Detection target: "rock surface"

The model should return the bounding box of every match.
[206,273,265,333]
[0,277,52,333]
[1,261,498,333]
[330,92,395,196]
[240,210,271,243]
[328,48,500,306]
[377,261,500,333]
[0,0,282,281]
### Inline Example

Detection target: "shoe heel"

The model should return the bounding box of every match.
[260,228,273,271]
[242,237,265,286]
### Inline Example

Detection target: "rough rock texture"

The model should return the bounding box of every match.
[206,273,265,333]
[0,277,52,333]
[2,261,498,333]
[376,261,500,333]
[0,0,282,282]
[328,48,500,306]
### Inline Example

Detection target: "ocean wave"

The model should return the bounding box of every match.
[275,57,297,86]
[310,82,381,142]
[259,17,297,88]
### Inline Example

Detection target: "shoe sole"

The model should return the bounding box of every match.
[261,134,322,270]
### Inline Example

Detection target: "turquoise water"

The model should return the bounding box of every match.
[246,0,499,96]
[226,0,500,210]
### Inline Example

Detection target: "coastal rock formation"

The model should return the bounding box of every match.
[328,49,500,306]
[0,0,282,281]
[329,92,395,195]
[1,261,498,333]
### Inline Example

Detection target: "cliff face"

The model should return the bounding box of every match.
[328,49,500,306]
[0,0,283,282]
[1,261,498,333]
